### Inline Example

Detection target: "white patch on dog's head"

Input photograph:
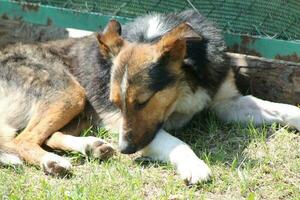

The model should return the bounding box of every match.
[120,67,128,111]
[146,15,163,39]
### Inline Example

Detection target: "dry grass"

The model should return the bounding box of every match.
[1,113,299,200]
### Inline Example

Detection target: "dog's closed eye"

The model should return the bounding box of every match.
[134,92,154,110]
[135,99,150,110]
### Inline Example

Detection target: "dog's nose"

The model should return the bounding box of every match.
[119,130,138,154]
[119,140,138,154]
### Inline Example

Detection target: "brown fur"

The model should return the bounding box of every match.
[97,20,126,59]
[5,79,86,165]
[98,21,191,152]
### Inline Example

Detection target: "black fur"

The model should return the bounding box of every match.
[0,45,72,99]
[147,54,176,92]
[66,36,116,122]
[123,10,229,95]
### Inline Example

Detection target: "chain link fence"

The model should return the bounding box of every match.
[18,0,300,40]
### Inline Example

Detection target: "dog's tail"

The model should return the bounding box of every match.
[0,124,23,166]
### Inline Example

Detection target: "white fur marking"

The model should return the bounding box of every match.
[213,95,300,130]
[66,28,93,38]
[118,118,124,147]
[0,152,23,166]
[141,129,211,184]
[0,82,39,131]
[147,16,163,39]
[213,69,240,102]
[41,153,72,174]
[212,68,300,130]
[0,123,17,144]
[175,85,211,115]
[120,67,128,111]
[51,134,109,156]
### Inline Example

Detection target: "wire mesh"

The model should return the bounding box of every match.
[19,0,300,40]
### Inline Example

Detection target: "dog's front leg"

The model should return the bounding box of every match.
[141,129,211,185]
[212,95,300,130]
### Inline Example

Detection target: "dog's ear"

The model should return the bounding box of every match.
[155,23,201,62]
[96,20,125,59]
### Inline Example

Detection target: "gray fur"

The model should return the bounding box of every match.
[0,43,74,132]
[123,10,225,64]
[0,19,68,47]
[59,36,117,124]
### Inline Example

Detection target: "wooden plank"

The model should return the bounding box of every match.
[0,19,68,46]
[0,0,131,31]
[225,34,300,62]
[227,52,300,105]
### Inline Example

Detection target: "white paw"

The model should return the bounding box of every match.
[41,153,72,176]
[0,152,23,166]
[176,158,211,185]
[294,115,300,131]
[83,137,115,160]
[289,115,300,131]
[282,105,300,131]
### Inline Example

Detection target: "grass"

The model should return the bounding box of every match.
[0,113,299,200]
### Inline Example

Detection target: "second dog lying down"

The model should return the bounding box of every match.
[0,10,299,184]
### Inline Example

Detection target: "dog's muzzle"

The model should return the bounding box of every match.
[119,139,138,154]
[118,132,138,154]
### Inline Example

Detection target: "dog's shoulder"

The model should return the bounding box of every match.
[64,35,116,119]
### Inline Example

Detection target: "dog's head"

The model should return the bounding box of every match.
[97,20,198,154]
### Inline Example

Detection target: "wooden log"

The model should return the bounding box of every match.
[0,19,68,47]
[227,52,300,105]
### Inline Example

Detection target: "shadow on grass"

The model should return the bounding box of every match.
[40,111,289,185]
[134,157,168,168]
[133,110,279,172]
[171,110,276,166]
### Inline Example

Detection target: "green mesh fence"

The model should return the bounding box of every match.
[20,0,300,41]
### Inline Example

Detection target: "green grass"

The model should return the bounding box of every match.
[1,113,299,200]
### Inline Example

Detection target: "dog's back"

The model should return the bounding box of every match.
[0,43,73,134]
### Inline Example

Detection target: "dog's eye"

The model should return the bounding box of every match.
[135,98,151,110]
[135,92,155,110]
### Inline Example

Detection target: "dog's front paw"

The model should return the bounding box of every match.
[289,114,300,131]
[84,138,115,160]
[284,117,300,131]
[41,153,72,176]
[176,157,211,185]
[281,105,300,131]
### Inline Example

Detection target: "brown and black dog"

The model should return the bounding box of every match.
[1,10,299,184]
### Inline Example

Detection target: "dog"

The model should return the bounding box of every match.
[0,10,299,185]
